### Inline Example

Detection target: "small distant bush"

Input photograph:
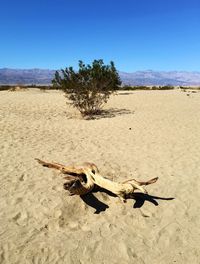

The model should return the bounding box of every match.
[25,84,37,88]
[39,86,47,92]
[38,85,52,91]
[121,85,134,90]
[122,85,151,90]
[180,86,200,91]
[52,59,121,116]
[157,85,174,90]
[9,86,27,92]
[0,85,13,91]
[180,86,191,90]
[151,86,159,90]
[122,85,175,91]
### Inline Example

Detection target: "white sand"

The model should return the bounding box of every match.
[0,89,200,263]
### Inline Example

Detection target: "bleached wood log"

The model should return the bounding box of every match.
[36,159,158,201]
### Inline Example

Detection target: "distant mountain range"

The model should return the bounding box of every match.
[0,68,54,85]
[0,68,200,86]
[119,70,200,86]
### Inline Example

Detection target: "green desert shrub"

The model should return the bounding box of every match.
[52,59,121,116]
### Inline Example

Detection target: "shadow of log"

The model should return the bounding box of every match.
[130,193,174,208]
[93,186,118,197]
[79,188,174,214]
[80,193,109,214]
[65,185,174,214]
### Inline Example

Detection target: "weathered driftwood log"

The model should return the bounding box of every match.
[36,159,158,202]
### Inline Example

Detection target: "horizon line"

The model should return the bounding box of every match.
[1,67,200,73]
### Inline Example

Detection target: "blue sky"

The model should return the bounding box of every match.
[0,0,200,72]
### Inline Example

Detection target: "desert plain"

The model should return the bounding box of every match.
[0,88,200,263]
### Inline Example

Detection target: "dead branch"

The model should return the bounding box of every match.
[36,159,158,201]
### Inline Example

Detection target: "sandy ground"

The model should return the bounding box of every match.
[0,88,200,264]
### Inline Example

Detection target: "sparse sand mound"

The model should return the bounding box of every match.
[0,89,200,263]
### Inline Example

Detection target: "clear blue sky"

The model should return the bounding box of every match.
[0,0,200,72]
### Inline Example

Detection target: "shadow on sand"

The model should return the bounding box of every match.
[117,92,135,95]
[84,108,134,120]
[79,188,174,214]
[81,193,109,214]
[65,108,134,120]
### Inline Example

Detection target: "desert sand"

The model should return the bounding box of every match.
[0,88,200,264]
